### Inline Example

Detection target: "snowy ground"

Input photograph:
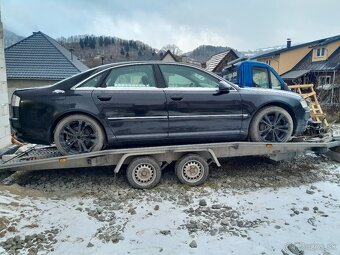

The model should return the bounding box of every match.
[0,153,339,255]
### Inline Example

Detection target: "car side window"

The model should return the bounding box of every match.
[159,65,219,88]
[252,67,270,88]
[270,71,282,90]
[78,72,106,88]
[104,65,156,87]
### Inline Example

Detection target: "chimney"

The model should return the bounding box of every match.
[287,38,291,48]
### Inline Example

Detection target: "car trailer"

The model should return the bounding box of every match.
[1,139,340,189]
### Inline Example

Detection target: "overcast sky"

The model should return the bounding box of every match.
[1,0,339,52]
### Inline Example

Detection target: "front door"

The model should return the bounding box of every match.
[159,64,243,141]
[91,64,168,142]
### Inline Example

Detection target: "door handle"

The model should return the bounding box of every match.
[97,96,112,101]
[170,96,183,101]
[52,89,65,94]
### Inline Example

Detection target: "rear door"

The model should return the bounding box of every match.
[159,64,243,141]
[91,64,168,142]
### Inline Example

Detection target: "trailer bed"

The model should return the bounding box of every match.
[1,139,340,173]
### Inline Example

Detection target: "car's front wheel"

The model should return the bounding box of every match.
[54,114,105,155]
[249,106,293,142]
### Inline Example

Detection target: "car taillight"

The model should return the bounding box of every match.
[11,94,20,107]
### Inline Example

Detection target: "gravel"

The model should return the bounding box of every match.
[0,153,339,254]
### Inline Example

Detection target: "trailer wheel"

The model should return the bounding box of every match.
[175,154,209,186]
[126,157,161,189]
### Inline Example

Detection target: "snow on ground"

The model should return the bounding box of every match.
[0,154,339,255]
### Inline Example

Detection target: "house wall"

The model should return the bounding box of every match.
[161,54,176,62]
[213,51,239,73]
[312,40,340,62]
[278,47,312,75]
[7,79,58,100]
[257,55,280,73]
[0,18,11,149]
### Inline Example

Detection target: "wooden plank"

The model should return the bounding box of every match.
[288,84,328,126]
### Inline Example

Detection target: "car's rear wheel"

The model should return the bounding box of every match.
[54,114,105,155]
[249,106,293,142]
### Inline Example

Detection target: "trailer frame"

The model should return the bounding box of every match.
[1,140,339,174]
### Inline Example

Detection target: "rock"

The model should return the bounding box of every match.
[210,229,218,236]
[189,240,197,248]
[211,204,222,209]
[223,205,232,210]
[87,242,94,248]
[221,219,229,226]
[310,185,317,190]
[287,243,304,255]
[160,230,171,235]
[128,208,136,215]
[313,206,319,211]
[199,199,207,206]
[154,205,160,211]
[306,190,315,195]
[274,225,281,229]
[302,207,309,211]
[254,183,260,188]
[230,211,239,219]
[237,221,244,227]
[293,209,300,215]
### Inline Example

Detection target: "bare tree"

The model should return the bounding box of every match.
[161,44,183,55]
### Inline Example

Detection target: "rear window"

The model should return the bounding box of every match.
[223,68,238,84]
[53,68,100,89]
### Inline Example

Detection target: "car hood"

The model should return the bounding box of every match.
[238,87,303,100]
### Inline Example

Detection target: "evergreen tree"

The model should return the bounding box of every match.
[125,52,129,58]
[104,37,110,46]
[84,36,89,47]
[99,36,104,47]
[89,37,96,49]
[120,48,125,55]
[79,38,85,49]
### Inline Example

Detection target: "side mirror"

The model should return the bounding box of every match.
[218,81,231,93]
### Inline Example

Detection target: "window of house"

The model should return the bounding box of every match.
[252,67,270,88]
[104,65,156,87]
[318,76,331,85]
[159,65,219,88]
[270,71,282,90]
[265,60,271,65]
[316,48,326,57]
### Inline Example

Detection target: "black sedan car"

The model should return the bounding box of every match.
[10,62,310,155]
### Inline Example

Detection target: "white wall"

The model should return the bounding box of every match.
[0,17,11,149]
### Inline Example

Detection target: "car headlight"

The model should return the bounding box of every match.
[300,99,309,110]
[11,94,21,107]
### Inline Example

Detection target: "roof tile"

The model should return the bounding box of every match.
[5,31,88,80]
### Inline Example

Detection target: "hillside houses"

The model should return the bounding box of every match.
[253,35,340,88]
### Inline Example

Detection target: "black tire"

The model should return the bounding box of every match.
[175,154,209,186]
[249,106,293,142]
[54,114,105,155]
[126,157,161,189]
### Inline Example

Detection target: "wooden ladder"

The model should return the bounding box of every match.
[288,84,328,126]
